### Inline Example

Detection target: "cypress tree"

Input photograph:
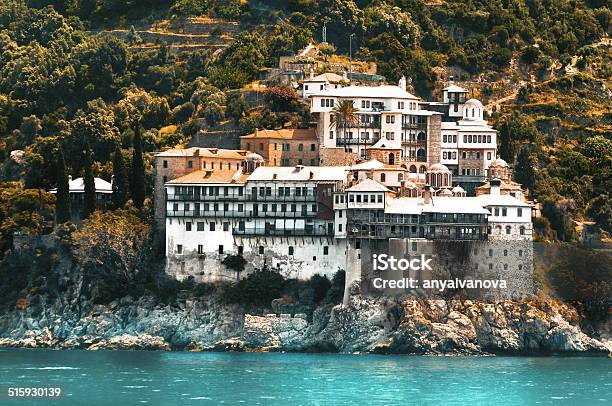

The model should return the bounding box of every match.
[112,144,128,209]
[83,147,96,219]
[131,124,146,209]
[55,147,71,223]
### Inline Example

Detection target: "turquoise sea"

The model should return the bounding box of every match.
[0,349,610,405]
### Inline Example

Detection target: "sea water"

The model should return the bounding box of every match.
[0,349,610,405]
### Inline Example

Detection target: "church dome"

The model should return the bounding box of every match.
[428,163,450,173]
[245,153,264,162]
[464,98,483,108]
[452,185,465,193]
[439,188,453,196]
[489,157,508,168]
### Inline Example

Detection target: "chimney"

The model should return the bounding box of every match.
[68,175,72,182]
[399,75,406,91]
[423,184,432,204]
[254,128,259,137]
[449,75,454,84]
[490,178,501,196]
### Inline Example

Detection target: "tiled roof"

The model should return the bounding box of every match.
[311,85,418,99]
[155,147,249,159]
[167,169,247,185]
[240,128,317,140]
[346,178,390,192]
[49,177,112,194]
[247,166,349,182]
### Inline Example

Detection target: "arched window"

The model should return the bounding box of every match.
[506,226,512,235]
[443,152,447,159]
[417,132,426,141]
[416,148,426,159]
[398,173,403,182]
[472,108,475,117]
[388,153,395,165]
[520,226,525,235]
[468,135,472,143]
[419,165,427,174]
[503,249,508,256]
[409,165,417,173]
[380,173,386,182]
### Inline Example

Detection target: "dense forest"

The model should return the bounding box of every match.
[0,0,610,257]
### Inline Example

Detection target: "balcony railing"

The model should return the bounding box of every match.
[167,209,318,218]
[233,228,334,237]
[166,193,316,203]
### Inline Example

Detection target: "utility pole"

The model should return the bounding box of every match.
[349,33,355,84]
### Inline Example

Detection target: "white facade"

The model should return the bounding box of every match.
[164,161,533,284]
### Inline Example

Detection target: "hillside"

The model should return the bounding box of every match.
[0,0,610,244]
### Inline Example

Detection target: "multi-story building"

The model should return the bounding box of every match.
[154,147,250,227]
[164,153,350,281]
[239,129,319,167]
[163,152,533,301]
[309,78,497,191]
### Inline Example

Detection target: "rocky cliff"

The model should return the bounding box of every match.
[1,282,609,355]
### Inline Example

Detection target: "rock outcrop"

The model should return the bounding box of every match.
[0,286,609,355]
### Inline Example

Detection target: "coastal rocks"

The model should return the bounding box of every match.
[241,314,309,351]
[87,334,170,351]
[0,282,610,355]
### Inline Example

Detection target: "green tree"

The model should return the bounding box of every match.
[83,147,96,219]
[55,146,71,223]
[514,147,536,192]
[131,124,146,209]
[331,100,359,152]
[112,144,128,209]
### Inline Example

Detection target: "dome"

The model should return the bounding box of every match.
[439,188,453,196]
[452,186,465,193]
[464,98,483,107]
[245,153,264,162]
[428,163,450,173]
[489,157,508,168]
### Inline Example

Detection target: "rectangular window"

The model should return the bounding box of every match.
[210,222,216,231]
[163,160,168,168]
[323,246,329,255]
[186,222,192,231]
[197,222,204,231]
[198,245,203,255]
[219,245,224,254]
[223,222,229,231]
[502,208,507,216]
[259,246,264,255]
[517,208,523,217]
[176,244,183,254]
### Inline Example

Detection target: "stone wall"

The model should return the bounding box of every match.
[427,115,442,165]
